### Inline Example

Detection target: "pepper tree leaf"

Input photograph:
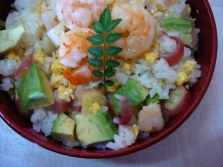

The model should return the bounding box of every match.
[88,58,103,67]
[106,19,122,32]
[92,21,104,34]
[106,59,120,68]
[93,70,103,78]
[99,7,111,31]
[98,83,105,89]
[106,46,123,56]
[88,47,103,58]
[88,34,104,45]
[105,80,114,86]
[105,68,115,77]
[106,33,122,43]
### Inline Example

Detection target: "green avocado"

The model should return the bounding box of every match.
[162,18,196,48]
[145,93,160,105]
[52,113,77,142]
[17,64,54,110]
[75,112,118,146]
[0,26,25,55]
[112,79,150,115]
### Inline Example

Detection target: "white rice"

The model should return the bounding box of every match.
[0,78,14,91]
[0,59,21,76]
[106,125,136,150]
[30,108,58,136]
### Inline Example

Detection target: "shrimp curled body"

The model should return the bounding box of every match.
[57,27,95,68]
[57,28,97,85]
[138,103,164,132]
[111,3,156,59]
[56,0,106,30]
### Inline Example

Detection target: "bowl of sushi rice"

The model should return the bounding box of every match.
[0,0,217,158]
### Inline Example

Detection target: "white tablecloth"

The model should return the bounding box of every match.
[1,0,223,166]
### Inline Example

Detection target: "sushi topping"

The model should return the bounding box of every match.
[45,90,72,113]
[160,32,184,66]
[113,94,133,124]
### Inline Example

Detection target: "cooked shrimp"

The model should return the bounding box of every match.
[57,28,95,68]
[138,103,164,132]
[111,3,156,59]
[63,63,95,85]
[56,0,107,30]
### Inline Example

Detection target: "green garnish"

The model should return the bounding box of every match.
[87,7,123,98]
[0,20,5,30]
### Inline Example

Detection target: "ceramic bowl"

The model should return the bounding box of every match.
[0,0,217,158]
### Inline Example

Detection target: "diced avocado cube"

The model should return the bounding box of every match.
[146,93,160,105]
[0,26,25,55]
[52,113,77,142]
[76,112,118,146]
[162,18,194,33]
[17,64,54,110]
[112,79,150,115]
[162,18,196,48]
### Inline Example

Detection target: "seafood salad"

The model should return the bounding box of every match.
[0,0,201,150]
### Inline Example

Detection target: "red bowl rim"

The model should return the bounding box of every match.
[0,0,218,158]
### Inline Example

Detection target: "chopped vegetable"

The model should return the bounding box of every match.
[0,26,25,55]
[161,86,191,116]
[160,32,184,66]
[113,95,133,124]
[146,94,160,105]
[75,89,107,114]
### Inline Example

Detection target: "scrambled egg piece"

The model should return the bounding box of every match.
[151,42,159,50]
[51,59,66,74]
[130,67,135,74]
[34,50,45,64]
[156,4,166,12]
[106,82,119,92]
[35,5,42,14]
[132,124,140,140]
[89,101,100,113]
[145,52,159,64]
[121,62,135,74]
[176,71,190,86]
[123,62,130,71]
[150,9,155,16]
[54,75,64,86]
[106,0,115,7]
[183,60,197,75]
[4,51,20,61]
[136,0,141,4]
[187,6,191,14]
[58,85,75,102]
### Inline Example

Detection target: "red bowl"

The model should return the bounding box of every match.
[0,0,218,158]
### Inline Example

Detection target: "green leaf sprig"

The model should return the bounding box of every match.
[87,7,123,98]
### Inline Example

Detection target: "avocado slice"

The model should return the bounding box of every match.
[17,64,54,110]
[145,93,160,105]
[0,26,25,55]
[161,18,196,48]
[52,113,77,142]
[76,112,118,146]
[112,79,150,115]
